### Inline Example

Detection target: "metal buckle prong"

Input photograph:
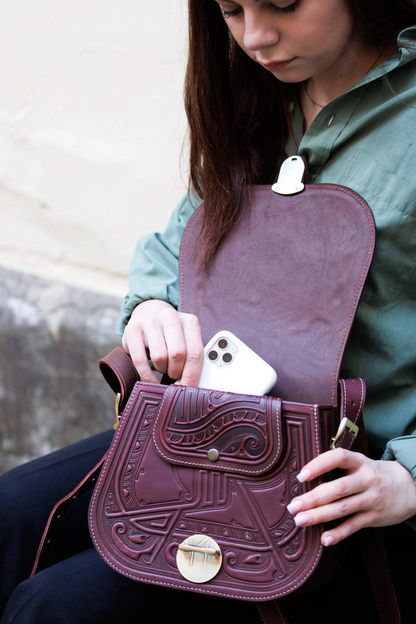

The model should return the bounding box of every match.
[113,393,121,430]
[330,417,359,450]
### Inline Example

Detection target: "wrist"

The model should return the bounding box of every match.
[392,460,416,520]
[131,299,174,319]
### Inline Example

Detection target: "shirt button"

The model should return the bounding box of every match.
[288,102,294,113]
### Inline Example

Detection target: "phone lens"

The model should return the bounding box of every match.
[222,352,232,363]
[218,339,228,350]
[208,350,218,361]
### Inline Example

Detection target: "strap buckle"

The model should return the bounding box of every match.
[113,393,121,430]
[330,417,359,450]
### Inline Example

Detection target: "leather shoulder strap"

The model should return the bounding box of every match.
[99,347,139,410]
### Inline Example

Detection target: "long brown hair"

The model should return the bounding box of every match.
[185,0,416,266]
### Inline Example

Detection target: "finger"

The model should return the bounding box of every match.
[287,472,365,515]
[321,511,374,546]
[124,327,161,384]
[178,314,204,386]
[296,448,367,483]
[292,490,371,528]
[162,313,188,381]
[143,322,170,377]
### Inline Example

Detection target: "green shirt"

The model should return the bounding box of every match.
[118,29,416,491]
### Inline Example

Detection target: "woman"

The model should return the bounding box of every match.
[2,0,416,622]
[122,0,416,548]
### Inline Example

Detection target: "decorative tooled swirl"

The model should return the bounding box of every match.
[161,387,270,461]
[167,425,265,459]
[223,551,280,582]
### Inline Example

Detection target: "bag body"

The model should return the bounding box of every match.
[89,374,363,601]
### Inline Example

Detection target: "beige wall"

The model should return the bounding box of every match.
[0,0,188,297]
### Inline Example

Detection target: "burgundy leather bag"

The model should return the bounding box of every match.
[87,182,381,602]
[90,353,365,603]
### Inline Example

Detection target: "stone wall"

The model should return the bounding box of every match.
[0,267,122,473]
[0,0,188,474]
[0,0,187,293]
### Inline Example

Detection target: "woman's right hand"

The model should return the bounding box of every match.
[122,299,204,386]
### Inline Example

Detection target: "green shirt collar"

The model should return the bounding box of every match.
[350,26,416,90]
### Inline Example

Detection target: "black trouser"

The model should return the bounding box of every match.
[1,431,414,623]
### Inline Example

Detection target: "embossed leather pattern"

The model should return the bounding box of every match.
[154,386,283,475]
[89,381,340,601]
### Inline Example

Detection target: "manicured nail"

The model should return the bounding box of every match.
[297,469,311,483]
[294,513,310,527]
[322,535,334,547]
[287,500,303,515]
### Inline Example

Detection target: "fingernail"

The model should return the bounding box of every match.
[297,469,311,483]
[322,535,334,547]
[287,500,303,515]
[294,513,310,527]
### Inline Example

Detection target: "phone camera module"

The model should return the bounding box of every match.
[222,352,232,364]
[208,350,218,361]
[218,338,228,350]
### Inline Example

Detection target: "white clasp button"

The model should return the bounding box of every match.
[272,156,305,196]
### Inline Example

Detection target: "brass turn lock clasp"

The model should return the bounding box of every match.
[176,535,222,584]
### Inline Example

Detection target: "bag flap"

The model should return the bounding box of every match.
[153,384,283,475]
[179,185,375,406]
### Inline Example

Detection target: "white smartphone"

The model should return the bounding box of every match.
[196,330,277,395]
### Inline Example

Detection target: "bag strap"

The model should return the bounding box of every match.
[99,346,140,411]
[256,600,290,624]
[30,348,135,576]
[30,453,106,576]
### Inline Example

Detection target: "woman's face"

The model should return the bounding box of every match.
[214,0,369,84]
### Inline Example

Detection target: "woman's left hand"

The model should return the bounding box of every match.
[287,449,416,547]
